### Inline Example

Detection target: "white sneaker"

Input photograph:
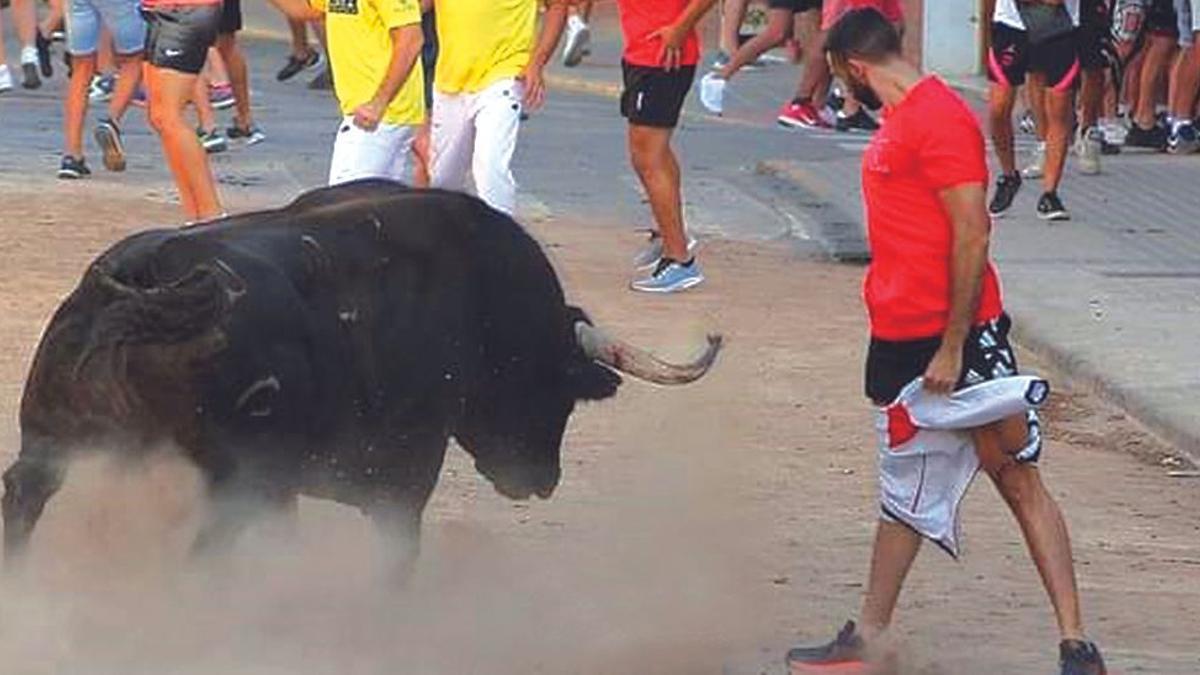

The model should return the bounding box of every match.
[562,15,590,67]
[1101,117,1127,146]
[1021,141,1045,180]
[0,65,12,93]
[698,72,726,115]
[1076,126,1102,175]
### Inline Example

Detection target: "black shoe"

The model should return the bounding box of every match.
[785,621,868,670]
[988,172,1022,217]
[277,49,321,82]
[307,65,333,90]
[35,31,53,78]
[57,155,91,180]
[1037,191,1070,221]
[836,109,880,133]
[1125,123,1167,150]
[1100,140,1122,155]
[1060,640,1106,675]
[21,62,40,89]
[94,118,126,172]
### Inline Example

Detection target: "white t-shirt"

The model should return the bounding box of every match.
[994,0,1081,30]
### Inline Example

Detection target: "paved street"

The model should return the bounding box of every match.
[0,7,1198,674]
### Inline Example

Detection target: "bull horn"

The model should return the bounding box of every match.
[574,321,723,386]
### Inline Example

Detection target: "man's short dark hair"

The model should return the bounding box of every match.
[825,8,902,64]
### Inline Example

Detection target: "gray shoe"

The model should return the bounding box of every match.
[1076,126,1102,175]
[94,118,126,172]
[631,258,705,294]
[633,232,699,271]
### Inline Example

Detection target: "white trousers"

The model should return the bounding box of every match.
[328,116,417,186]
[431,78,524,215]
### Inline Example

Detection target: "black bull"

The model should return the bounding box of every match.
[1,180,721,575]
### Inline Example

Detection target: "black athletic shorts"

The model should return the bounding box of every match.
[1147,0,1180,36]
[1078,0,1114,68]
[865,314,1018,405]
[621,62,696,128]
[144,5,221,75]
[219,0,242,35]
[988,22,1081,89]
[768,0,822,11]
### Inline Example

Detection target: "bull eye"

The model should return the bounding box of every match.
[236,375,281,419]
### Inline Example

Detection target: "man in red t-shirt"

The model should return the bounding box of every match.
[785,10,1106,675]
[617,0,716,293]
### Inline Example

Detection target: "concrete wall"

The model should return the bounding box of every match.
[920,0,986,76]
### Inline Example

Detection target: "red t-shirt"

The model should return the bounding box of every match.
[822,0,904,30]
[616,0,701,68]
[861,76,1004,341]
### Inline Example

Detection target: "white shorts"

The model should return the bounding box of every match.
[328,116,417,187]
[431,78,525,215]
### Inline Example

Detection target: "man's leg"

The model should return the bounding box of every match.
[719,0,751,56]
[791,9,829,103]
[470,81,523,215]
[430,90,476,194]
[858,519,923,639]
[146,63,223,220]
[1167,1,1200,153]
[716,8,791,80]
[63,55,97,159]
[1130,33,1176,143]
[990,83,1020,176]
[628,124,688,261]
[1038,75,1074,197]
[216,33,254,132]
[10,0,41,87]
[328,119,410,186]
[974,418,1085,642]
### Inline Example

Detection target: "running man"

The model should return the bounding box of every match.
[430,0,572,215]
[286,0,427,185]
[986,0,1081,221]
[562,0,593,67]
[785,11,1106,675]
[142,0,225,221]
[619,0,716,293]
[58,0,144,178]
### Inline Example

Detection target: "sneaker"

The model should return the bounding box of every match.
[836,109,880,133]
[785,621,867,672]
[778,100,831,129]
[1060,640,1106,675]
[988,172,1022,217]
[21,49,40,89]
[561,15,591,67]
[197,128,229,154]
[1037,191,1070,221]
[1167,120,1199,155]
[1018,109,1037,135]
[0,65,12,93]
[35,30,53,79]
[227,123,266,146]
[825,87,845,113]
[633,231,699,271]
[57,155,91,180]
[1125,123,1168,150]
[1076,126,1102,175]
[1100,117,1127,146]
[277,49,321,82]
[88,73,116,102]
[209,82,235,110]
[307,66,333,90]
[698,72,726,115]
[94,118,127,172]
[1021,141,1045,179]
[631,258,705,294]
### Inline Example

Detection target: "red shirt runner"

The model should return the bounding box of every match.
[616,0,701,68]
[860,76,1004,341]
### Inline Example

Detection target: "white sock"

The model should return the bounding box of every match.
[20,46,37,65]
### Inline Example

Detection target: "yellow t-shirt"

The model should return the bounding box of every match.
[433,0,538,95]
[311,0,425,125]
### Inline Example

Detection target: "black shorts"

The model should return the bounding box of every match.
[1078,0,1114,68]
[219,0,242,35]
[621,62,696,129]
[144,5,221,75]
[768,0,822,11]
[865,314,1018,405]
[987,22,1081,89]
[1147,0,1180,36]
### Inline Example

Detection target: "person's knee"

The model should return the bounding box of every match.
[993,464,1046,511]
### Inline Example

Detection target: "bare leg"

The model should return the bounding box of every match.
[193,68,217,134]
[63,54,97,158]
[1134,35,1176,128]
[975,416,1085,641]
[628,124,688,261]
[989,83,1019,176]
[717,8,791,80]
[107,51,143,122]
[216,33,254,130]
[412,123,432,187]
[719,0,751,56]
[1036,75,1073,193]
[1170,38,1200,121]
[97,29,115,75]
[857,519,923,639]
[9,0,37,51]
[792,10,829,103]
[1080,68,1104,129]
[145,63,223,220]
[287,18,310,60]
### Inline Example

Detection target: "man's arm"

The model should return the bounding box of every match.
[648,0,718,71]
[923,183,992,395]
[268,0,323,23]
[519,0,573,110]
[355,23,424,130]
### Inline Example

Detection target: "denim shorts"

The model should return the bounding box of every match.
[65,0,146,56]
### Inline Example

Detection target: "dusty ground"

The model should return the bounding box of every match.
[0,185,1197,674]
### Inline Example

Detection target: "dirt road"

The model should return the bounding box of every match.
[0,185,1197,674]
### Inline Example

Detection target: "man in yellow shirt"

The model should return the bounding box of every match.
[431,0,572,214]
[297,0,427,185]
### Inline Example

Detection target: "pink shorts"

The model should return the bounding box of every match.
[821,0,904,31]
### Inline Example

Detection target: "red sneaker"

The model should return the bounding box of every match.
[778,100,832,129]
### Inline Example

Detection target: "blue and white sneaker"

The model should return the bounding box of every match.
[1168,120,1199,155]
[633,232,699,270]
[632,258,704,294]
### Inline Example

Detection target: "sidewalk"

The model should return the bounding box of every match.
[547,16,1200,466]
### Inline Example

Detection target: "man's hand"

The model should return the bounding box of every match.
[648,22,689,71]
[518,62,546,111]
[923,343,963,395]
[353,100,386,131]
